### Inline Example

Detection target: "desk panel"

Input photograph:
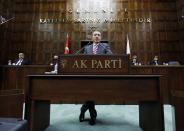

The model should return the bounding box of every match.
[26,75,164,131]
[0,65,51,90]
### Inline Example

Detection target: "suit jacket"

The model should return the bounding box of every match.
[83,43,112,55]
[14,59,29,65]
[131,60,139,65]
[149,60,158,65]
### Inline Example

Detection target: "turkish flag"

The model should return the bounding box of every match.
[64,33,69,54]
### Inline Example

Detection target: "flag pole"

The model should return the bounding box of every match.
[126,34,131,58]
[64,33,69,54]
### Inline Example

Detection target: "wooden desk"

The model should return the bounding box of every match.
[130,65,184,131]
[171,90,184,131]
[0,65,51,90]
[1,62,183,131]
[26,75,164,131]
[130,65,184,102]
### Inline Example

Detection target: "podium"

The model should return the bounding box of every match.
[59,55,130,74]
[25,55,164,131]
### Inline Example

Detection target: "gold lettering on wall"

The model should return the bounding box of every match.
[39,7,151,24]
[40,17,151,24]
[39,0,153,32]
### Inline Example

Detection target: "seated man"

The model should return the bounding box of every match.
[79,31,113,125]
[131,55,139,65]
[149,55,159,65]
[14,53,29,65]
[0,15,6,24]
[45,55,59,74]
[51,55,59,73]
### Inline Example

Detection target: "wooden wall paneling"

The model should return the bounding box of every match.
[14,0,66,64]
[0,26,7,64]
[176,0,184,63]
[172,2,184,130]
[1,0,182,64]
[0,0,15,64]
[0,67,2,89]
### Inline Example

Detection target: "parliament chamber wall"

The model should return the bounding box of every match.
[0,0,183,65]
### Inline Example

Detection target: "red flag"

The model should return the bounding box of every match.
[64,33,69,54]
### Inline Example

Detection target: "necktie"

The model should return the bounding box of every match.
[16,60,22,65]
[19,60,23,65]
[93,44,98,54]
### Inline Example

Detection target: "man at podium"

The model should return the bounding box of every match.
[79,31,113,125]
[83,31,112,55]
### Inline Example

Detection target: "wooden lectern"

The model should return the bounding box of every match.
[25,55,164,131]
[58,55,130,74]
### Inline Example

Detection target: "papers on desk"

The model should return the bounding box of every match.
[44,70,58,74]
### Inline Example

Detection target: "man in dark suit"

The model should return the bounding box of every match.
[79,31,113,125]
[14,53,29,65]
[83,32,112,55]
[51,55,59,73]
[131,55,138,65]
[149,55,159,65]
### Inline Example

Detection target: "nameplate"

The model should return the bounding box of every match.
[59,55,129,74]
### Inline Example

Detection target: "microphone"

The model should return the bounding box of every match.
[75,41,91,54]
[98,42,113,54]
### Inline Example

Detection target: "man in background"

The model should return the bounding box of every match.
[0,15,6,24]
[149,55,159,65]
[83,31,112,55]
[14,53,29,65]
[50,55,59,73]
[131,55,139,65]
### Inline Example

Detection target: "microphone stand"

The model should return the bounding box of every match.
[98,42,113,54]
[75,42,91,54]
